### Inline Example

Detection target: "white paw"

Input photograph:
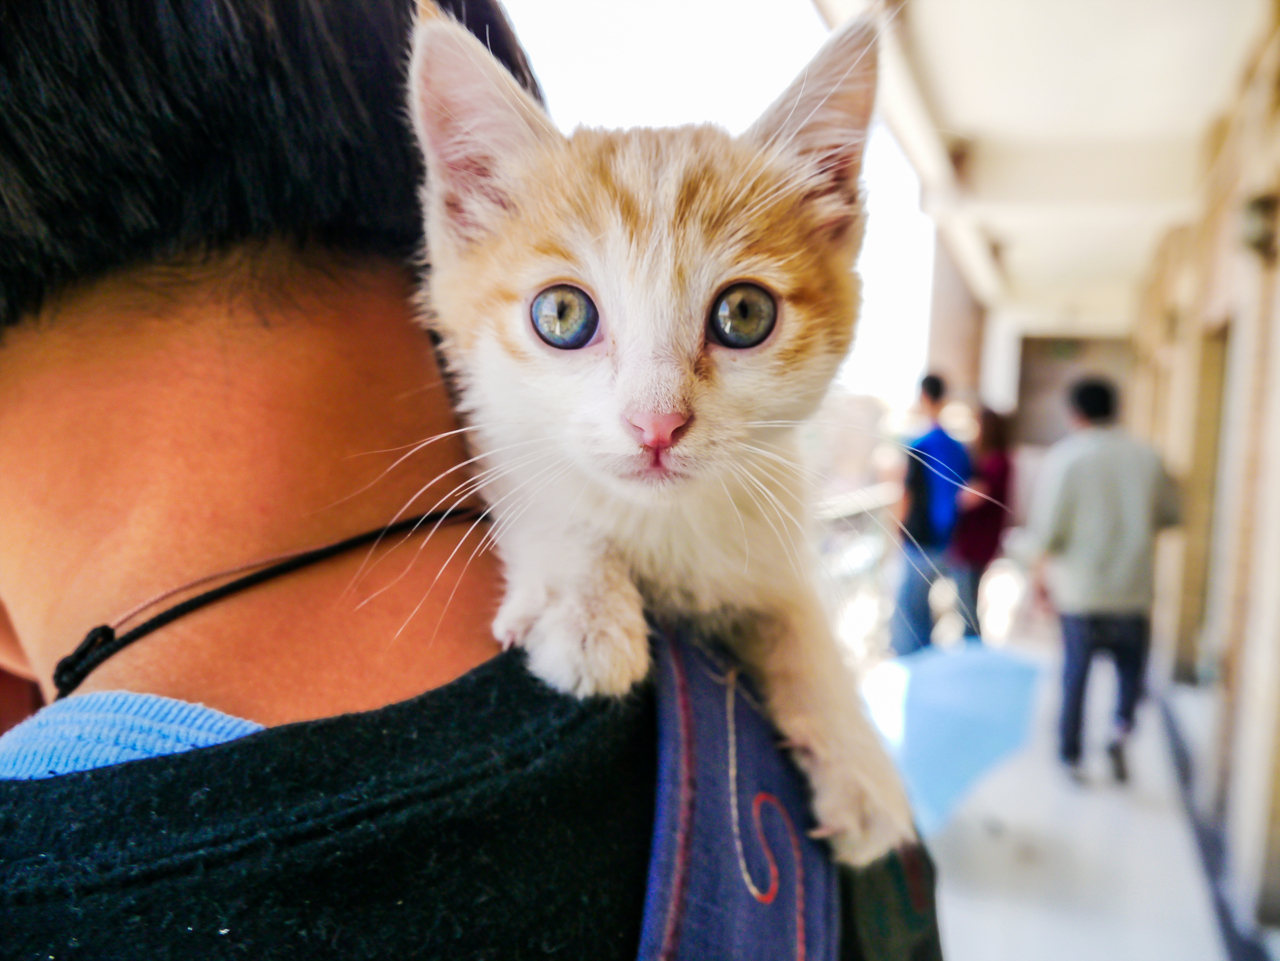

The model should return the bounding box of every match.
[492,582,547,651]
[784,725,916,866]
[496,578,650,698]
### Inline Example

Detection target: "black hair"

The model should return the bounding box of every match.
[0,0,543,328]
[1069,376,1118,423]
[975,406,1009,454]
[920,373,946,403]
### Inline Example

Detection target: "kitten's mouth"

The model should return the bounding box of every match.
[627,448,687,483]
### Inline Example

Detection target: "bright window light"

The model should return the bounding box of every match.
[840,124,936,415]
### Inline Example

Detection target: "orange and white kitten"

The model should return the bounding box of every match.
[408,12,914,865]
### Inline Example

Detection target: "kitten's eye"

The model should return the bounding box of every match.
[531,285,599,350]
[709,283,777,349]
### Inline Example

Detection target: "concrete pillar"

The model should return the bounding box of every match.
[926,237,986,404]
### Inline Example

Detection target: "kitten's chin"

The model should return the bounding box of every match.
[595,460,694,504]
[629,462,686,482]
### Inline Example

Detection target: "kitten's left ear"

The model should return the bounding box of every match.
[409,14,562,248]
[744,18,878,235]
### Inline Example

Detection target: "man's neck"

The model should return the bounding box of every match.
[0,249,502,724]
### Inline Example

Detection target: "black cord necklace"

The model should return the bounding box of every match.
[52,506,488,700]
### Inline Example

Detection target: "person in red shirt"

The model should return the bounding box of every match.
[948,407,1013,641]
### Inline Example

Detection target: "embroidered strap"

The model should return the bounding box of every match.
[637,630,841,961]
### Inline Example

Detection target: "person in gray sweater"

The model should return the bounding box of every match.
[1027,377,1180,782]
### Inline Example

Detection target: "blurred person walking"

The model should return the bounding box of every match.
[889,374,971,655]
[1027,377,1180,782]
[948,408,1013,642]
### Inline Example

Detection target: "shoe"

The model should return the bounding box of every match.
[1062,757,1086,786]
[1107,740,1128,783]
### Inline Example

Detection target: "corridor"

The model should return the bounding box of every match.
[928,634,1225,961]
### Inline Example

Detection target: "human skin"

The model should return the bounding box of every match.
[0,245,503,725]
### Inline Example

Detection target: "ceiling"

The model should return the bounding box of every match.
[813,0,1270,334]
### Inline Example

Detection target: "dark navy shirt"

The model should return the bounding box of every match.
[0,639,942,960]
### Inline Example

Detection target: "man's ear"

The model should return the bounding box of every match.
[408,13,562,249]
[742,18,878,240]
[0,599,35,682]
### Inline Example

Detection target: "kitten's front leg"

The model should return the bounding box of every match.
[748,596,917,867]
[492,534,650,698]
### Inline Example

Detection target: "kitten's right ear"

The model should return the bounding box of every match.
[744,18,878,240]
[409,14,561,247]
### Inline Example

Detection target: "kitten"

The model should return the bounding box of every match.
[407,8,914,865]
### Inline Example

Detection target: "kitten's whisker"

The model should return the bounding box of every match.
[834,483,977,631]
[725,462,804,581]
[739,443,822,482]
[727,468,792,577]
[347,446,558,597]
[346,423,479,459]
[427,459,584,646]
[391,377,450,401]
[734,454,833,578]
[349,436,550,565]
[742,434,982,632]
[328,426,540,521]
[406,460,576,643]
[408,452,568,588]
[737,452,849,593]
[344,472,492,594]
[376,453,568,636]
[457,460,577,598]
[717,475,751,576]
[744,419,1009,512]
[324,426,480,514]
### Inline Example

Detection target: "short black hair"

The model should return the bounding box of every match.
[1069,377,1118,423]
[920,373,946,403]
[0,0,543,328]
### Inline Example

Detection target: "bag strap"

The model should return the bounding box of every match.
[637,629,841,961]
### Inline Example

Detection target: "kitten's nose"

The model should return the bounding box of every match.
[626,410,690,449]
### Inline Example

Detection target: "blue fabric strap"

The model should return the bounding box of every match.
[638,629,841,961]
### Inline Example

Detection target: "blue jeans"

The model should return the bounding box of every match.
[950,561,983,641]
[889,544,947,656]
[1058,614,1150,763]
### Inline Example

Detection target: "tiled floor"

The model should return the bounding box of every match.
[926,641,1228,961]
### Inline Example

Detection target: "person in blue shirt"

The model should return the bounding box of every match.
[890,374,972,655]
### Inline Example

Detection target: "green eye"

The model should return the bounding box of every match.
[709,283,776,349]
[531,285,599,349]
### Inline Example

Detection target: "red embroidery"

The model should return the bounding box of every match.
[659,638,696,961]
[750,792,807,961]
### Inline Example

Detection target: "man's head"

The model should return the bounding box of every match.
[0,0,542,328]
[1068,376,1118,426]
[919,373,946,420]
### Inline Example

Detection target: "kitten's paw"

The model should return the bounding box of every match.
[519,582,650,698]
[784,725,916,867]
[492,583,547,651]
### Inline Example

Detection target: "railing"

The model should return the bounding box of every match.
[815,482,903,663]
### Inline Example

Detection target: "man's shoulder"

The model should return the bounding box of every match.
[914,425,967,458]
[0,651,659,958]
[1039,433,1092,484]
[1048,428,1161,477]
[1085,427,1159,462]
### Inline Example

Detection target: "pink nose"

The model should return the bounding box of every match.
[627,410,690,449]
